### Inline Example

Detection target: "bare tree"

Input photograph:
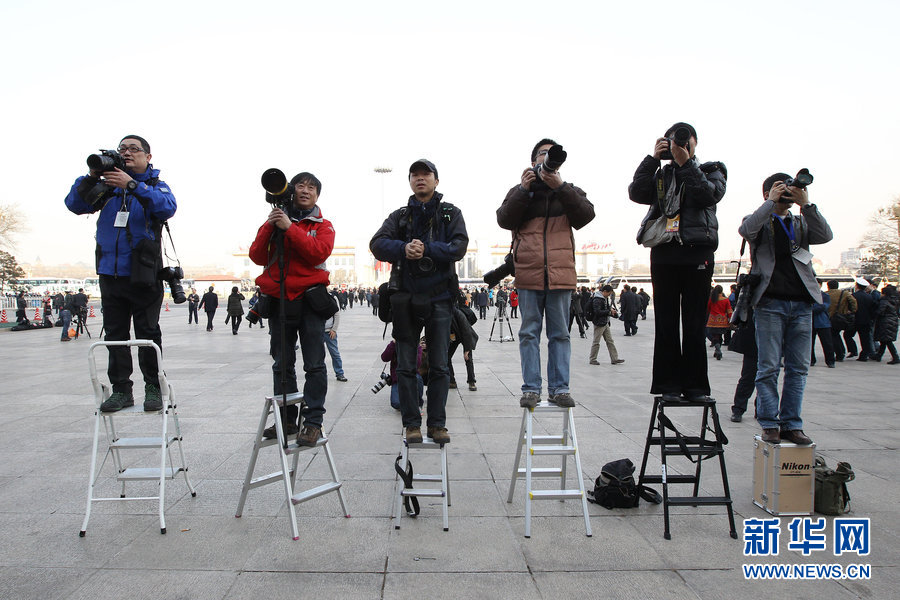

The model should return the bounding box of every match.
[859,197,900,282]
[0,204,28,250]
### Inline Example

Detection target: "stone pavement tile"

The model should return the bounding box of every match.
[469,416,523,437]
[384,572,540,600]
[166,478,285,518]
[281,478,395,518]
[108,515,273,570]
[243,516,389,572]
[228,571,383,600]
[328,431,405,455]
[207,447,313,481]
[299,451,399,481]
[630,513,745,569]
[534,570,699,599]
[679,566,873,600]
[516,515,668,570]
[66,568,239,600]
[0,513,151,568]
[0,566,97,600]
[817,448,899,480]
[387,516,527,572]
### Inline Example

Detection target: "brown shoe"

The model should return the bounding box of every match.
[296,425,322,447]
[612,359,625,364]
[761,428,780,443]
[589,360,600,365]
[780,430,813,445]
[427,426,451,444]
[405,426,423,444]
[263,422,299,440]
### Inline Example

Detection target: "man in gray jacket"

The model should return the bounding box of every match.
[738,172,833,445]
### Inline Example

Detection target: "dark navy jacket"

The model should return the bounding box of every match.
[65,167,177,277]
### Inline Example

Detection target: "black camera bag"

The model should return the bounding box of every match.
[378,282,394,323]
[304,284,339,319]
[130,238,162,286]
[587,458,662,509]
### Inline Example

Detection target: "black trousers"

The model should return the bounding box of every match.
[205,309,216,330]
[188,303,198,323]
[448,339,476,384]
[811,326,835,365]
[650,261,712,396]
[270,301,327,427]
[100,275,163,394]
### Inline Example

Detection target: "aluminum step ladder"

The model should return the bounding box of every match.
[80,340,196,537]
[507,403,592,538]
[636,395,737,540]
[236,393,350,540]
[392,430,451,531]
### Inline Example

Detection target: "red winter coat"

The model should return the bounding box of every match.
[249,205,334,300]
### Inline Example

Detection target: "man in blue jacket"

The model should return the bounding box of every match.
[370,159,469,445]
[65,135,177,412]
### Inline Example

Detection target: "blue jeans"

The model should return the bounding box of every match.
[754,298,812,431]
[517,288,571,396]
[323,331,344,377]
[396,299,451,428]
[60,309,72,340]
[390,374,423,410]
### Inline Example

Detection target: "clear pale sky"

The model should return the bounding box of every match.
[2,0,897,271]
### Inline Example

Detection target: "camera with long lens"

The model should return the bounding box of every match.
[158,266,186,304]
[483,253,515,288]
[659,126,692,161]
[261,168,293,209]
[532,144,567,177]
[780,168,814,203]
[80,149,128,210]
[371,371,391,394]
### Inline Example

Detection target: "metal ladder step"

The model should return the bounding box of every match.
[401,488,445,498]
[110,436,178,449]
[515,467,563,477]
[531,445,575,456]
[529,489,584,500]
[117,467,183,481]
[291,481,342,505]
[666,496,733,506]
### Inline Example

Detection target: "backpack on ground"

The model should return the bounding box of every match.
[814,456,854,515]
[587,458,661,509]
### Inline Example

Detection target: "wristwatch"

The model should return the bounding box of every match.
[126,180,138,192]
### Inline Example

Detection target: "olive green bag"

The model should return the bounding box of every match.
[814,456,854,515]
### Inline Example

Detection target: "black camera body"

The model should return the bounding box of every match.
[81,149,128,210]
[483,253,515,288]
[531,144,567,178]
[780,168,814,203]
[261,168,293,210]
[660,126,692,161]
[371,371,391,394]
[158,266,186,304]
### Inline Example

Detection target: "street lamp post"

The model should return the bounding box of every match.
[373,167,392,283]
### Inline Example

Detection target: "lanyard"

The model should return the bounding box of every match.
[775,215,799,252]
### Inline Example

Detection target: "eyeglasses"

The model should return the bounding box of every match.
[117,145,145,154]
[537,150,549,157]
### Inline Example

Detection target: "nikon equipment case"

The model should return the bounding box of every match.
[752,435,815,516]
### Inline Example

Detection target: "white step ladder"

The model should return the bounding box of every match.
[507,403,592,538]
[80,340,196,537]
[235,393,350,540]
[392,431,451,531]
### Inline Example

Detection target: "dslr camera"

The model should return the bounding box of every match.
[80,149,128,210]
[371,371,391,394]
[158,266,186,304]
[260,168,293,210]
[532,144,567,177]
[660,126,692,161]
[780,168,814,203]
[483,253,515,288]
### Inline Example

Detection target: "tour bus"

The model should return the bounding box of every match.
[8,278,83,295]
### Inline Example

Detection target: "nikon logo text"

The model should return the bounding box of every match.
[782,462,811,470]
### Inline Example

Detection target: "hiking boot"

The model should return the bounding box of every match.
[405,426,423,444]
[589,360,600,365]
[612,359,625,364]
[297,425,322,447]
[468,383,477,391]
[262,422,299,440]
[143,384,163,412]
[780,430,813,445]
[100,391,134,412]
[336,374,348,382]
[730,412,743,423]
[519,392,540,409]
[548,393,575,408]
[761,428,780,443]
[427,426,451,444]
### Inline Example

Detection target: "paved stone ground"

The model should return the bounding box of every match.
[0,303,896,599]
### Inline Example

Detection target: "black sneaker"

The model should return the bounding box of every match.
[100,391,134,412]
[262,422,299,440]
[730,412,743,423]
[144,384,163,412]
[519,392,540,409]
[548,393,575,408]
[336,374,348,382]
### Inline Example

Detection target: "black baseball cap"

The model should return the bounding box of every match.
[409,159,438,179]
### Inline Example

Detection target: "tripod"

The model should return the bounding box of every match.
[488,301,515,342]
[72,307,92,339]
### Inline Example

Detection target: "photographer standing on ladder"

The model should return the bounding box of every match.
[497,138,594,409]
[250,172,335,447]
[65,135,176,412]
[370,159,469,445]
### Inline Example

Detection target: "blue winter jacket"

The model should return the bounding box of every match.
[65,167,177,277]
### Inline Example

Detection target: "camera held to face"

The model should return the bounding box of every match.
[659,126,692,161]
[260,168,293,210]
[158,266,186,304]
[82,149,128,210]
[483,252,515,288]
[532,144,568,177]
[780,168,814,203]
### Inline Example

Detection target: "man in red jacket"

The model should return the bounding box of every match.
[249,172,335,446]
